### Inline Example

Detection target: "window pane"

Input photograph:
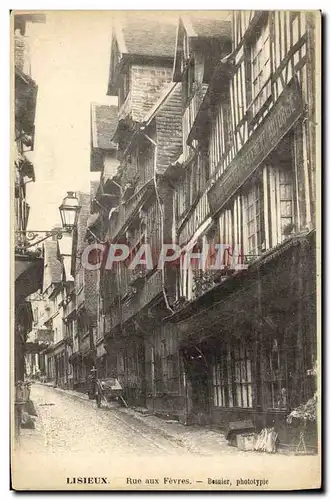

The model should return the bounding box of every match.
[246,359,252,382]
[280,200,293,217]
[242,385,248,408]
[247,384,253,407]
[236,385,242,407]
[241,360,247,380]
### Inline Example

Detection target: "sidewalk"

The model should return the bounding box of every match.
[42,383,254,456]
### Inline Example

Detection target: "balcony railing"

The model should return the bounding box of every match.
[106,269,163,332]
[192,269,219,299]
[122,269,163,324]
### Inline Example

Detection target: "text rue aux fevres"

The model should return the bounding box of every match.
[127,477,191,485]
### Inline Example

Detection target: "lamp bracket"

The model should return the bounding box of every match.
[15,229,71,251]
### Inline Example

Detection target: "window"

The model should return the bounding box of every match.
[212,342,253,408]
[209,109,222,174]
[199,148,209,189]
[251,23,271,113]
[263,340,287,409]
[244,182,263,256]
[138,140,154,187]
[190,162,199,203]
[184,168,191,209]
[181,264,193,301]
[233,344,253,408]
[167,353,179,393]
[209,98,232,176]
[212,349,233,407]
[279,168,294,240]
[177,180,186,218]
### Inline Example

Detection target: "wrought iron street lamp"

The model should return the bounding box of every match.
[15,191,81,251]
[59,191,80,231]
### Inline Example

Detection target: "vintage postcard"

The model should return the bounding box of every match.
[11,10,321,491]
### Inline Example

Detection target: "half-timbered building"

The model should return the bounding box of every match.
[69,190,99,392]
[88,104,120,379]
[100,15,186,410]
[168,11,318,447]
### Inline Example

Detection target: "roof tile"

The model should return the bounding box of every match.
[118,15,177,58]
[187,13,232,39]
[155,84,183,174]
[91,103,118,151]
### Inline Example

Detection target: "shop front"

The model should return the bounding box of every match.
[175,231,316,449]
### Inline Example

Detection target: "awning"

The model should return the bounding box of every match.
[15,254,44,306]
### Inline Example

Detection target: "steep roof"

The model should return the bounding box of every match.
[114,15,177,59]
[154,84,183,174]
[183,13,232,39]
[173,14,232,82]
[91,103,118,151]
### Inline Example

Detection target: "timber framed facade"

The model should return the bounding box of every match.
[27,12,319,452]
[92,12,318,448]
[170,11,318,447]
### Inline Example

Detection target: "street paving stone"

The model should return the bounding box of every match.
[15,384,194,457]
[15,384,300,460]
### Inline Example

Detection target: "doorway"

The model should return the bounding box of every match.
[182,346,210,425]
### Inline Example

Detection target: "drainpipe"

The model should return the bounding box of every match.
[141,131,174,314]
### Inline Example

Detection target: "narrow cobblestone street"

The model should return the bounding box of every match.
[16,383,192,456]
[12,383,320,491]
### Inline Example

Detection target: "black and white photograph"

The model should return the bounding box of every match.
[11,10,321,490]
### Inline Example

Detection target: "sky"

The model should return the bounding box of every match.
[25,11,117,230]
